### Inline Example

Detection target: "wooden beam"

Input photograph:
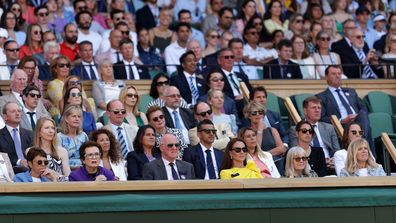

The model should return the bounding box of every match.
[331,115,344,138]
[381,133,396,164]
[284,97,301,124]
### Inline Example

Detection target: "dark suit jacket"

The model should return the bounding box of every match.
[113,61,150,80]
[263,59,302,79]
[142,158,195,180]
[135,5,156,30]
[38,63,52,81]
[331,38,383,78]
[316,87,367,124]
[170,72,207,104]
[219,69,253,99]
[126,150,161,180]
[0,127,33,166]
[163,107,197,130]
[71,63,99,80]
[182,144,224,179]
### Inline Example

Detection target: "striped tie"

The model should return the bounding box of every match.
[117,127,128,159]
[357,50,378,79]
[189,76,199,104]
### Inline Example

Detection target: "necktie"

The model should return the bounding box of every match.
[128,64,135,79]
[169,162,179,180]
[9,64,16,74]
[238,63,246,76]
[115,52,121,62]
[312,125,321,147]
[196,62,202,74]
[189,76,199,104]
[12,128,24,160]
[89,64,97,80]
[27,112,36,130]
[205,149,216,179]
[228,73,241,94]
[172,110,182,129]
[335,89,353,115]
[280,65,287,78]
[117,127,128,159]
[357,50,378,79]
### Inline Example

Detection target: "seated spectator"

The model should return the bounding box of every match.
[248,15,272,49]
[243,24,276,66]
[220,138,263,179]
[235,0,257,34]
[18,56,43,95]
[137,27,163,71]
[9,2,28,31]
[291,35,316,79]
[203,28,220,57]
[303,3,323,28]
[14,147,60,182]
[58,75,93,115]
[19,24,43,59]
[0,152,13,182]
[229,37,260,80]
[35,41,60,81]
[239,127,280,178]
[142,133,195,180]
[57,105,89,169]
[60,23,79,62]
[306,22,322,56]
[320,15,342,44]
[381,33,396,78]
[263,0,289,34]
[340,138,386,177]
[71,41,100,80]
[334,122,364,176]
[178,9,205,49]
[90,129,126,181]
[313,31,342,79]
[69,141,116,181]
[164,22,191,75]
[0,40,19,80]
[126,125,161,180]
[119,85,148,127]
[208,89,238,134]
[284,146,318,178]
[75,11,103,55]
[355,5,377,49]
[92,59,125,117]
[284,13,304,40]
[149,7,176,55]
[0,10,26,46]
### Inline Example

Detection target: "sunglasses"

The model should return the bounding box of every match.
[57,63,70,68]
[85,152,101,158]
[351,130,364,136]
[35,160,49,165]
[115,17,125,21]
[165,143,180,148]
[210,78,224,82]
[33,30,42,35]
[78,6,88,11]
[121,31,129,35]
[70,92,82,97]
[320,37,331,41]
[69,80,81,85]
[199,129,217,134]
[300,128,313,134]
[248,32,258,36]
[38,12,49,17]
[196,110,212,117]
[250,110,264,116]
[232,147,248,153]
[126,93,138,98]
[28,93,42,98]
[111,109,126,115]
[6,48,19,52]
[210,35,220,39]
[294,156,309,162]
[222,55,235,59]
[295,19,304,23]
[157,80,169,86]
[11,8,21,12]
[152,114,164,122]
[355,35,366,39]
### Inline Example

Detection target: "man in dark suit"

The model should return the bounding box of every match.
[162,86,197,145]
[113,38,150,80]
[0,102,33,173]
[316,65,374,155]
[37,41,60,81]
[142,134,195,180]
[264,39,302,79]
[71,41,100,80]
[183,119,224,179]
[170,50,207,106]
[135,0,158,30]
[20,85,51,131]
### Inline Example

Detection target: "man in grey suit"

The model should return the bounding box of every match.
[289,96,340,171]
[20,85,51,131]
[142,134,195,180]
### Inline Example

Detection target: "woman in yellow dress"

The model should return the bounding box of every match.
[220,138,263,179]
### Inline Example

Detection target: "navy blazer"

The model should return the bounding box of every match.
[170,72,207,104]
[162,107,197,130]
[38,64,52,81]
[113,61,150,80]
[135,5,156,29]
[218,69,253,99]
[0,127,33,166]
[126,150,161,180]
[263,59,302,79]
[71,63,99,80]
[182,144,224,179]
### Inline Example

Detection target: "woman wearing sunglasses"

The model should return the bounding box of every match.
[334,122,364,176]
[220,138,263,179]
[59,75,93,115]
[340,138,385,177]
[284,146,318,178]
[294,120,327,176]
[126,125,161,180]
[14,147,60,182]
[119,85,147,127]
[19,24,43,59]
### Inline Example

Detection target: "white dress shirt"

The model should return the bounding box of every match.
[312,122,329,158]
[162,157,179,180]
[200,143,219,179]
[110,123,131,152]
[222,68,241,97]
[165,107,190,144]
[123,60,141,80]
[82,61,100,80]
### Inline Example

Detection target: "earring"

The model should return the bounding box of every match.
[230,155,233,160]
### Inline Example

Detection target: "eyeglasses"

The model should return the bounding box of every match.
[157,80,169,86]
[294,156,309,162]
[28,93,42,98]
[248,32,258,36]
[6,48,19,52]
[115,17,125,21]
[70,92,82,97]
[110,109,126,115]
[232,147,248,153]
[210,77,224,82]
[199,129,217,134]
[69,80,81,85]
[33,30,42,35]
[152,114,164,122]
[121,31,129,35]
[35,160,49,165]
[300,128,313,134]
[210,35,220,39]
[164,143,180,148]
[355,35,366,39]
[38,12,49,17]
[126,93,138,98]
[320,37,331,41]
[166,94,181,98]
[57,63,70,68]
[11,8,21,12]
[250,110,264,116]
[196,110,212,117]
[351,130,364,136]
[222,55,235,59]
[85,152,101,158]
[295,19,303,23]
[78,6,88,11]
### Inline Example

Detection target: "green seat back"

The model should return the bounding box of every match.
[369,112,394,140]
[366,91,393,114]
[266,92,280,114]
[290,93,314,118]
[139,94,153,114]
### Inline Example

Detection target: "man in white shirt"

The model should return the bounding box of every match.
[229,38,260,80]
[178,9,205,48]
[76,11,103,55]
[164,22,191,75]
[0,40,19,80]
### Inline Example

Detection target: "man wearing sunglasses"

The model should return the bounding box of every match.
[20,85,51,131]
[0,40,18,80]
[188,101,234,150]
[183,119,224,179]
[142,134,195,180]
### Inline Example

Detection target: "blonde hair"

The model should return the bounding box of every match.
[59,105,83,134]
[344,138,378,174]
[98,59,114,79]
[34,117,59,159]
[285,146,311,178]
[119,85,140,116]
[243,101,266,119]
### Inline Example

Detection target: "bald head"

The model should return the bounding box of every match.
[164,86,181,109]
[11,69,28,93]
[187,40,203,60]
